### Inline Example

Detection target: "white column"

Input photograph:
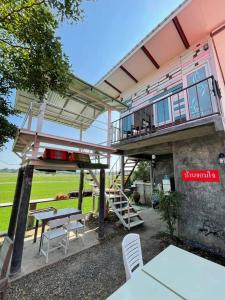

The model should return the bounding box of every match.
[107,109,112,166]
[79,126,83,152]
[36,98,47,132]
[32,96,47,159]
[27,102,33,130]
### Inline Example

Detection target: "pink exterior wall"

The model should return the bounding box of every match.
[121,37,220,117]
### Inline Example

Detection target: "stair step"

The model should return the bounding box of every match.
[128,219,144,228]
[123,212,139,219]
[113,201,128,205]
[108,195,124,199]
[117,206,133,212]
[86,178,94,181]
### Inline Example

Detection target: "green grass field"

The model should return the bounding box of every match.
[0,172,94,233]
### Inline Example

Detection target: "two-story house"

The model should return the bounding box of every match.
[97,0,225,254]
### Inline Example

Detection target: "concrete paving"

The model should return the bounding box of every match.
[6,208,168,300]
[12,225,99,280]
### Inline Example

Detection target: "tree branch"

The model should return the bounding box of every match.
[0,38,30,50]
[0,0,46,23]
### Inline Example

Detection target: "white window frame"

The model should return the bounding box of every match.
[182,62,216,120]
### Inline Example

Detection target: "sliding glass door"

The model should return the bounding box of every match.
[186,66,212,119]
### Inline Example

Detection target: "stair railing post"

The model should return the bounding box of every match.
[121,155,125,192]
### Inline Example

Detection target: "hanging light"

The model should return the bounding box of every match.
[151,154,156,168]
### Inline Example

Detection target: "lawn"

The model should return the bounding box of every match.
[0,172,94,233]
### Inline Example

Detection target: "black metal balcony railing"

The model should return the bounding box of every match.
[111,76,221,144]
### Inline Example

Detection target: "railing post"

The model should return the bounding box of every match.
[121,155,125,192]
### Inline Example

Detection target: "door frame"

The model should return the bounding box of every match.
[182,62,213,120]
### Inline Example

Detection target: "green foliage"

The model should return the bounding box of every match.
[0,82,17,148]
[132,161,150,182]
[0,0,84,148]
[158,191,182,239]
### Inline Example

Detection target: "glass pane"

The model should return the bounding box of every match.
[156,98,170,124]
[187,67,212,118]
[122,115,132,132]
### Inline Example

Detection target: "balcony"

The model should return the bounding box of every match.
[111,76,222,146]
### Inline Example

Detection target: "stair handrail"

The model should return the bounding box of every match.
[108,156,120,188]
[111,180,131,230]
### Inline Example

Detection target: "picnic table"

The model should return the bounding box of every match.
[108,245,225,300]
[32,208,81,252]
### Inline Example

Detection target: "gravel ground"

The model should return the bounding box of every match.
[6,209,225,300]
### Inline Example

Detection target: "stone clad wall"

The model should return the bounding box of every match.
[173,134,225,254]
[154,155,174,186]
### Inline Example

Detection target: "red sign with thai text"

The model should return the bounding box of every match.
[182,170,220,182]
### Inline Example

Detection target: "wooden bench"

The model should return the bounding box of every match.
[0,236,13,300]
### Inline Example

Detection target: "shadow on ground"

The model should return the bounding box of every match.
[6,208,225,300]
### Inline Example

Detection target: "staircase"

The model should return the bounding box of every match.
[84,170,99,211]
[109,157,139,189]
[107,181,144,229]
[84,156,144,230]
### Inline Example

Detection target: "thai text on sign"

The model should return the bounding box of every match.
[182,170,220,182]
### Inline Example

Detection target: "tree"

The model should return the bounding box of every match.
[0,0,84,148]
[0,81,17,148]
[132,161,151,182]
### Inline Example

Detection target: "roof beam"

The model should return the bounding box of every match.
[172,16,190,49]
[141,46,160,69]
[119,66,138,83]
[104,80,122,94]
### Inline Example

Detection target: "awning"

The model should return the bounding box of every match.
[15,75,128,130]
[96,0,225,97]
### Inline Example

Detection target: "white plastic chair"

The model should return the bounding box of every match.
[64,213,86,243]
[40,217,69,263]
[122,233,143,281]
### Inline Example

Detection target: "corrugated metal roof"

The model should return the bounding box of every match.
[15,75,128,130]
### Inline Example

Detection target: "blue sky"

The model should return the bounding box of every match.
[0,0,184,169]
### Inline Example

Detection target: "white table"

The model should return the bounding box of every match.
[108,245,225,300]
[142,245,225,300]
[107,268,182,300]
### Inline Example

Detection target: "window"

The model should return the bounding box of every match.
[122,114,132,132]
[155,98,170,125]
[186,66,212,119]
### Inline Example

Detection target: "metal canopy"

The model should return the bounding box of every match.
[15,75,128,130]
